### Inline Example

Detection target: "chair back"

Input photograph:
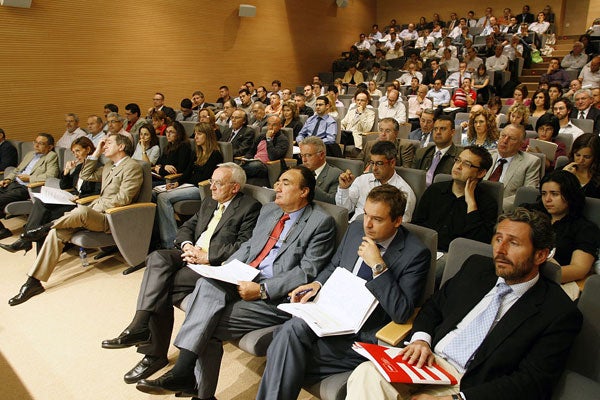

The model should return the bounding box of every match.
[136,160,154,202]
[554,155,569,171]
[20,141,34,158]
[7,139,22,163]
[555,133,573,153]
[326,156,364,178]
[583,197,600,229]
[55,147,67,173]
[217,141,233,162]
[514,186,539,208]
[180,121,197,137]
[299,114,309,124]
[403,222,438,305]
[158,135,169,154]
[570,118,594,133]
[530,152,546,180]
[395,167,427,205]
[314,200,349,246]
[433,174,504,215]
[241,184,275,205]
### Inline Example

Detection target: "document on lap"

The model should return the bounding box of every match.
[353,342,458,385]
[187,259,260,285]
[32,186,76,205]
[278,268,379,337]
[153,183,195,193]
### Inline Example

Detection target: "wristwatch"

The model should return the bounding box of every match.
[373,262,387,275]
[259,283,269,300]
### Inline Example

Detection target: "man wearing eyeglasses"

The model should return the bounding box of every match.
[102,163,261,385]
[0,133,59,239]
[337,140,416,222]
[299,136,342,204]
[56,113,87,149]
[106,112,134,145]
[147,92,176,122]
[413,146,497,282]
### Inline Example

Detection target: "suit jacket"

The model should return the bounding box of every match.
[175,192,261,265]
[408,128,433,146]
[484,151,540,199]
[412,144,462,176]
[5,150,59,183]
[0,140,18,171]
[423,68,447,86]
[361,138,416,167]
[227,202,336,300]
[221,125,255,158]
[570,107,600,133]
[314,163,342,204]
[316,222,430,342]
[245,130,289,161]
[79,156,143,212]
[59,162,101,197]
[367,70,386,87]
[414,255,582,400]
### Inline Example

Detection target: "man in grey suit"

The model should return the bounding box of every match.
[408,109,436,147]
[0,133,59,238]
[299,136,342,204]
[135,166,337,398]
[360,117,416,168]
[257,185,430,399]
[8,134,143,306]
[220,109,255,158]
[485,125,541,210]
[412,115,462,186]
[101,163,261,384]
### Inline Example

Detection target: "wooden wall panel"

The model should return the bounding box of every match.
[0,0,376,141]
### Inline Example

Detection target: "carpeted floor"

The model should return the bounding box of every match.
[0,217,315,400]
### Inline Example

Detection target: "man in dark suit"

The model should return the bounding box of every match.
[135,166,337,398]
[298,136,342,204]
[516,5,535,24]
[571,88,600,134]
[360,117,416,168]
[0,128,18,172]
[8,133,143,305]
[220,109,255,158]
[347,208,582,400]
[102,163,261,383]
[412,115,462,186]
[0,133,59,239]
[409,109,436,147]
[423,59,447,88]
[257,185,430,399]
[147,92,176,122]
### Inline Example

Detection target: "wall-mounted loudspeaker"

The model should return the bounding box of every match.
[0,0,32,7]
[336,0,349,8]
[239,4,256,17]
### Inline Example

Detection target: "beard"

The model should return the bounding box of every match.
[494,252,536,283]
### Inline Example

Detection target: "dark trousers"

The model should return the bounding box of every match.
[0,182,29,216]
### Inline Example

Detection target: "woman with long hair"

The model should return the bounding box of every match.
[563,133,600,198]
[529,89,551,117]
[0,137,101,253]
[155,123,223,249]
[527,170,600,299]
[152,110,169,135]
[462,107,499,150]
[132,123,160,165]
[500,103,533,131]
[198,108,222,140]
[281,100,303,137]
[152,121,192,185]
[505,84,531,107]
[472,64,491,104]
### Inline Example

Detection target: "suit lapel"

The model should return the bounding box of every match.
[503,152,523,185]
[316,164,329,186]
[213,193,241,234]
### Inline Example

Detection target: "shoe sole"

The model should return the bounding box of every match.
[101,339,151,349]
[136,383,183,395]
[123,359,168,384]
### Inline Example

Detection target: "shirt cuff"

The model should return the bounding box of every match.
[409,331,432,346]
[180,241,193,249]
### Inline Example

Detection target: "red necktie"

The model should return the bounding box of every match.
[488,158,506,182]
[249,213,290,268]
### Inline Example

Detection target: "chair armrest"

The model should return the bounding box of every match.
[198,179,210,188]
[266,158,297,165]
[105,202,156,214]
[27,181,45,188]
[198,180,211,200]
[375,308,420,346]
[165,173,182,182]
[76,195,100,204]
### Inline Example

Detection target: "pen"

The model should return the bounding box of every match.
[286,288,313,302]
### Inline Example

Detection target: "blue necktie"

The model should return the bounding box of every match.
[356,244,383,282]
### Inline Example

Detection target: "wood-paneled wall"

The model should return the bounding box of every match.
[0,0,376,141]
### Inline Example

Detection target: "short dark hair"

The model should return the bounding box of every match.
[238,88,250,96]
[370,140,397,160]
[554,97,573,113]
[192,90,204,98]
[328,85,339,95]
[272,80,282,86]
[366,184,407,220]
[464,145,493,172]
[497,208,554,251]
[219,85,229,91]
[180,98,193,109]
[38,133,55,147]
[434,115,454,126]
[104,103,119,113]
[290,165,316,203]
[540,170,586,218]
[125,103,141,117]
[316,95,330,105]
[535,113,560,138]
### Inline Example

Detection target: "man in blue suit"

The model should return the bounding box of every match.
[135,165,337,398]
[257,185,430,399]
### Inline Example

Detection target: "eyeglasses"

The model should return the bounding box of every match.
[368,160,391,167]
[33,140,49,146]
[209,179,231,188]
[454,157,481,169]
[107,120,120,124]
[300,151,323,158]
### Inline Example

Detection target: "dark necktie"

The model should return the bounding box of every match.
[249,213,290,268]
[312,117,323,137]
[488,158,507,182]
[356,244,383,282]
[579,111,585,119]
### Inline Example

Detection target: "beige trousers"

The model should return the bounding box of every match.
[346,356,462,400]
[28,206,108,282]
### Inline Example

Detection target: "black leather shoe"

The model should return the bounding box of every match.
[0,238,33,255]
[22,222,53,242]
[136,370,196,395]
[101,328,151,349]
[8,281,45,306]
[0,228,12,240]
[124,355,169,384]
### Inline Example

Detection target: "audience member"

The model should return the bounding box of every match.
[237,88,254,116]
[563,133,600,198]
[462,106,499,150]
[56,113,86,149]
[215,99,236,128]
[296,96,338,149]
[529,89,551,117]
[500,103,533,131]
[541,58,571,89]
[191,91,208,111]
[505,84,530,107]
[445,62,471,88]
[250,102,268,130]
[221,109,254,158]
[409,108,435,147]
[571,89,600,133]
[175,98,198,122]
[523,113,566,172]
[132,123,160,166]
[298,136,342,204]
[152,121,192,185]
[450,78,476,112]
[423,59,447,87]
[0,128,18,172]
[281,100,303,137]
[124,103,146,134]
[264,93,282,116]
[561,42,589,71]
[151,110,169,136]
[197,108,222,140]
[553,98,584,139]
[148,92,176,122]
[215,85,231,104]
[578,56,600,88]
[360,118,416,168]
